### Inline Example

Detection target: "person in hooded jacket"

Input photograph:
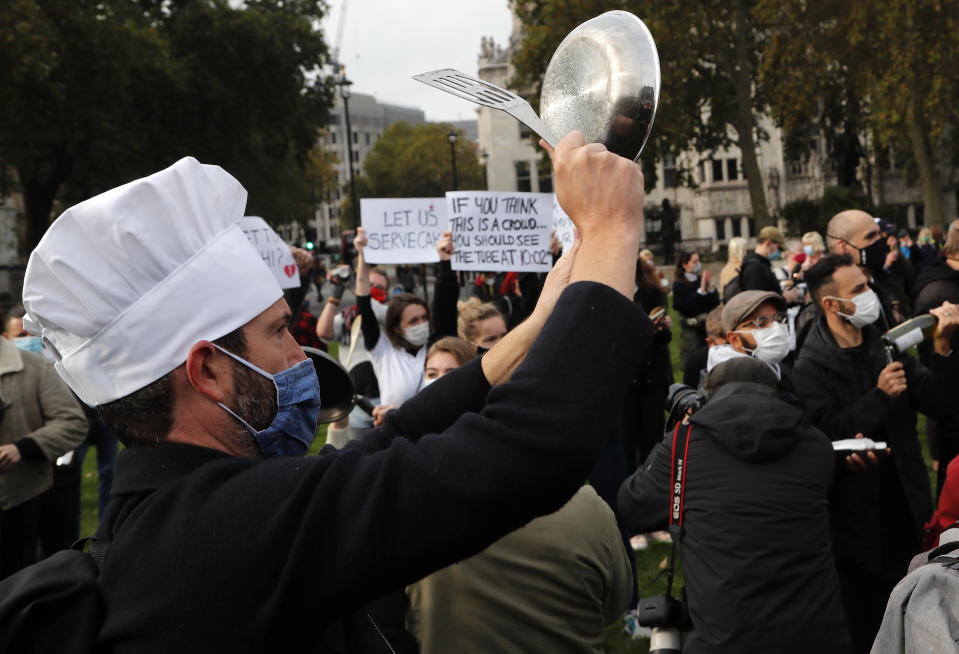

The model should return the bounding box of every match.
[792,253,959,653]
[913,219,959,496]
[618,357,851,654]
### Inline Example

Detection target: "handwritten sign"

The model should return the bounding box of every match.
[360,198,445,264]
[447,191,553,272]
[552,195,575,253]
[239,216,299,289]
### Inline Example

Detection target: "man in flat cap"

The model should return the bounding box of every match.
[15,131,652,652]
[618,357,850,653]
[707,290,791,379]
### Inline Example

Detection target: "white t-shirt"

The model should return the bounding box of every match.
[369,331,427,407]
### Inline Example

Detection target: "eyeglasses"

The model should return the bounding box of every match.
[738,311,787,330]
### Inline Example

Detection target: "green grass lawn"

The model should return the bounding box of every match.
[77,312,933,653]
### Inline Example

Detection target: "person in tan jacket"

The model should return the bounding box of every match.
[0,335,87,578]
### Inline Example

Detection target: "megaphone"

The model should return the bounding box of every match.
[301,346,357,424]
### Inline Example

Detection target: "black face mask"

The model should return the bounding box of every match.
[856,238,888,275]
[475,345,490,357]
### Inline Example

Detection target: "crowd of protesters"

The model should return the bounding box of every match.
[1,126,959,654]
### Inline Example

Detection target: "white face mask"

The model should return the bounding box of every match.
[692,262,702,274]
[737,321,791,365]
[827,289,880,328]
[403,322,430,347]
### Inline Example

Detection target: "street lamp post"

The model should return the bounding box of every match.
[447,130,459,191]
[338,73,359,233]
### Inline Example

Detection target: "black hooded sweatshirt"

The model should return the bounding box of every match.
[618,382,851,654]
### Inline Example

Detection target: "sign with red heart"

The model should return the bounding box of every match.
[238,216,301,289]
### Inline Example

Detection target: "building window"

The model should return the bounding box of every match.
[726,158,738,182]
[664,154,678,189]
[351,151,359,163]
[515,161,531,192]
[519,123,532,140]
[746,218,756,237]
[538,162,553,193]
[732,218,742,237]
[714,218,726,241]
[353,131,358,144]
[365,132,371,145]
[712,159,724,183]
[698,161,706,184]
[331,132,337,144]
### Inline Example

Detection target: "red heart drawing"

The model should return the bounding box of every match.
[284,264,297,278]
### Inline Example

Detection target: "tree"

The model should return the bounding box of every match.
[0,0,334,254]
[761,0,959,226]
[339,122,486,231]
[512,0,777,227]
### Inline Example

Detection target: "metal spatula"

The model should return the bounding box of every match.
[413,68,559,148]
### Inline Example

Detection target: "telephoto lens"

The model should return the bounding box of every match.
[648,627,682,653]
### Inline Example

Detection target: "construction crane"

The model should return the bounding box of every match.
[328,0,349,74]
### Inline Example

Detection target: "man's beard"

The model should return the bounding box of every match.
[228,364,278,455]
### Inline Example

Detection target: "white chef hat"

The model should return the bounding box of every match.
[22,157,283,406]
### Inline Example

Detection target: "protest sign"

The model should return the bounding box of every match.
[239,216,299,289]
[552,195,576,253]
[447,191,554,272]
[360,198,445,264]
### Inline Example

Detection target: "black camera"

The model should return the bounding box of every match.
[637,594,689,629]
[665,383,708,430]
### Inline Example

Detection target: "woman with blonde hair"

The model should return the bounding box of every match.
[719,237,747,295]
[457,298,507,355]
[800,231,826,269]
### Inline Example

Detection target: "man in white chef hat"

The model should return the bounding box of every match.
[18,134,652,650]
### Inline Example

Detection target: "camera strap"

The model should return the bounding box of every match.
[668,421,693,539]
[663,421,693,598]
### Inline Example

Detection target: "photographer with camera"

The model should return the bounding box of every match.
[792,253,959,653]
[618,357,850,654]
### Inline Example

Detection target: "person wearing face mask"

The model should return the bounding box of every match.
[793,253,959,653]
[353,227,440,409]
[673,250,720,370]
[710,290,792,380]
[826,209,903,331]
[456,299,507,356]
[471,271,499,303]
[8,135,655,653]
[618,357,851,654]
[739,226,800,305]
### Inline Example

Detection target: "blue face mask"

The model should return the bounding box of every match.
[13,336,44,354]
[213,344,322,458]
[768,249,781,261]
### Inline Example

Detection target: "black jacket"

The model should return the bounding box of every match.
[618,382,849,654]
[739,251,781,294]
[914,259,959,316]
[672,278,719,320]
[792,318,958,571]
[93,282,650,653]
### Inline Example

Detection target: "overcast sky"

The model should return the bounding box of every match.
[321,0,514,123]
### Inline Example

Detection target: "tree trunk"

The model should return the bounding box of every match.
[730,0,771,229]
[19,171,60,256]
[905,91,943,227]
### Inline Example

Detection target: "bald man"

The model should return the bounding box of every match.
[826,209,910,329]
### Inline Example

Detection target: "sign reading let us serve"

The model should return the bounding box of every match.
[359,198,445,264]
